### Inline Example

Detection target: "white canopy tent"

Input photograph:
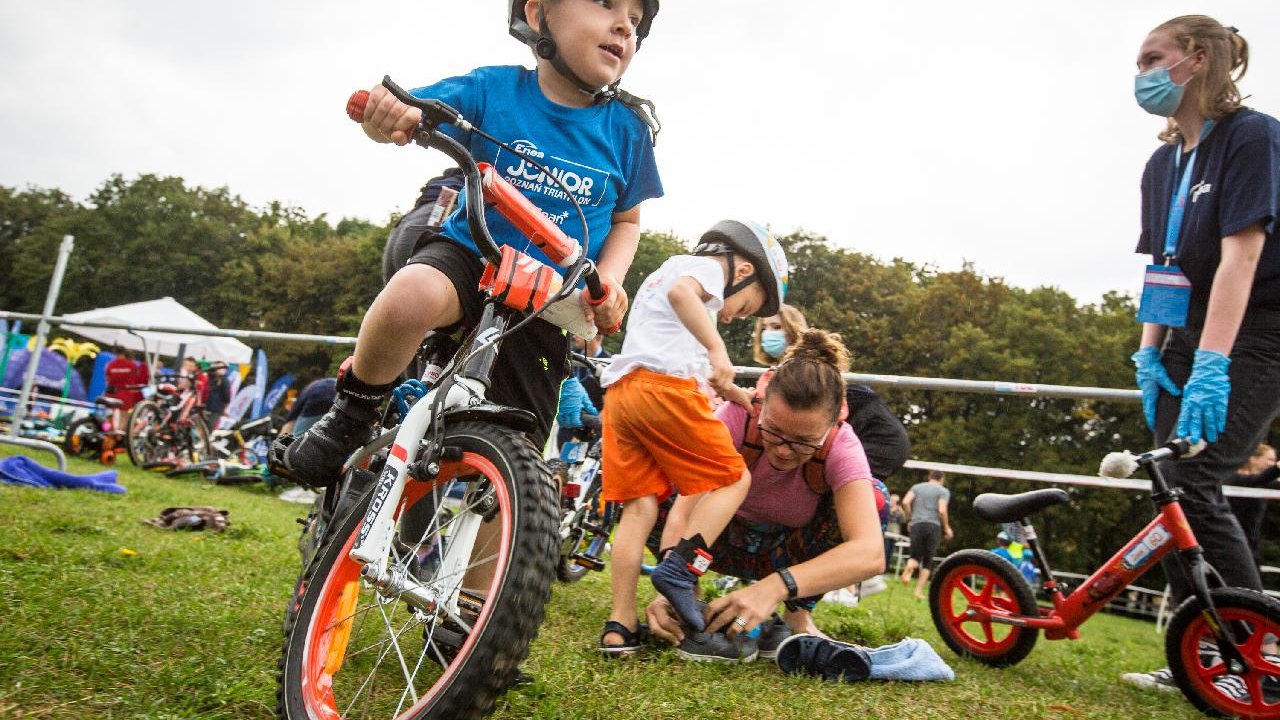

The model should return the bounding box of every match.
[61,297,253,364]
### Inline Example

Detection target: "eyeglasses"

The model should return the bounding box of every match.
[758,424,825,455]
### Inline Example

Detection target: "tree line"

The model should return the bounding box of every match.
[4,173,1274,579]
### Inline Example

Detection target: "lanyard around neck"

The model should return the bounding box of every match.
[1163,119,1216,262]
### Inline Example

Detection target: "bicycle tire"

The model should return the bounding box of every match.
[215,472,263,486]
[929,549,1039,667]
[125,400,164,467]
[63,417,100,459]
[277,421,558,720]
[183,415,212,465]
[1166,587,1280,719]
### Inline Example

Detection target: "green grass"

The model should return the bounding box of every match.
[0,445,1207,719]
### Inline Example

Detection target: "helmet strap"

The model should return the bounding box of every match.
[536,7,614,102]
[694,241,755,302]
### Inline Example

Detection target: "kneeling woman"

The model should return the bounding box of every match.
[647,329,886,650]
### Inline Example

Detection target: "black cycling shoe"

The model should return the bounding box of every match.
[271,397,381,489]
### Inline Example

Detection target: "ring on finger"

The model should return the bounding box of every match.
[733,616,748,628]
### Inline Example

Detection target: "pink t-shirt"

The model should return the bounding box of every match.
[716,402,873,528]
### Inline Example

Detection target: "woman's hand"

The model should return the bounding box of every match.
[705,573,788,638]
[645,596,686,645]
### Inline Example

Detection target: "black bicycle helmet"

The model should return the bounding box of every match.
[692,220,790,318]
[509,0,659,99]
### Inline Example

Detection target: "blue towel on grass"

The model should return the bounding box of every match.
[0,455,125,493]
[867,638,954,681]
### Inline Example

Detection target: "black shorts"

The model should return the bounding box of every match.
[908,522,942,567]
[395,232,568,449]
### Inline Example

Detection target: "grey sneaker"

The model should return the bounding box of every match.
[1120,667,1178,694]
[757,615,793,660]
[677,631,758,663]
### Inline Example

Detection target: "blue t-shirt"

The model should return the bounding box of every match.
[410,66,663,272]
[1136,108,1280,320]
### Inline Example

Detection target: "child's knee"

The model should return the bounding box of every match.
[375,264,463,328]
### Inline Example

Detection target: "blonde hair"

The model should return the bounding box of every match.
[766,329,850,422]
[1151,16,1249,143]
[752,303,810,365]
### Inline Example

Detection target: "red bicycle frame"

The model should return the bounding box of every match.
[984,500,1197,639]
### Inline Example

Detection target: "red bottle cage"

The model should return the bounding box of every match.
[478,245,563,314]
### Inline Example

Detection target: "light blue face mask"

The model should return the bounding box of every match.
[761,329,788,359]
[1135,54,1194,117]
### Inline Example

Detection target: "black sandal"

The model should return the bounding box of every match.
[599,620,649,657]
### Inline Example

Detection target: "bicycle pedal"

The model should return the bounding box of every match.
[581,521,608,537]
[570,553,606,571]
[457,589,486,616]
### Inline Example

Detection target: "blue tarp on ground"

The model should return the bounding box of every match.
[0,455,125,493]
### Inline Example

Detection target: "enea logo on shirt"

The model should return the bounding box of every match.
[498,140,611,217]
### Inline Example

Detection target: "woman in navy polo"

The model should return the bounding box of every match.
[1124,15,1280,693]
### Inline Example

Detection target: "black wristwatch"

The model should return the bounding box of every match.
[776,568,799,599]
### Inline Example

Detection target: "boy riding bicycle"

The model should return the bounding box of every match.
[599,219,789,654]
[273,0,663,487]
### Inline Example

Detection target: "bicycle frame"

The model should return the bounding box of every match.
[336,78,610,620]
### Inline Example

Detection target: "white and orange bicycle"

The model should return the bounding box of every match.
[277,78,613,720]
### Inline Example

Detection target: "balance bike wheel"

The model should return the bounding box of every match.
[929,549,1039,667]
[1166,587,1280,719]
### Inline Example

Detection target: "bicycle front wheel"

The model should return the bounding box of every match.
[125,400,163,467]
[1166,587,1280,719]
[277,421,558,720]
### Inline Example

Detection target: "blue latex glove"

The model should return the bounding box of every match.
[1176,349,1231,444]
[1131,346,1181,431]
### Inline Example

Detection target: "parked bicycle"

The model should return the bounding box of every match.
[929,438,1280,718]
[166,414,280,485]
[124,381,211,471]
[62,397,127,465]
[550,380,619,582]
[275,78,614,720]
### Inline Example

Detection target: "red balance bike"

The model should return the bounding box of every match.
[929,439,1280,718]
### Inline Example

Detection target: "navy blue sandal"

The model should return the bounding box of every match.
[599,620,649,657]
[775,633,872,682]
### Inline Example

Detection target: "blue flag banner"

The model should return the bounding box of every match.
[261,373,295,417]
[87,352,114,401]
[251,348,268,419]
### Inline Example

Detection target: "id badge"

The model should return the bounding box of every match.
[1136,264,1191,327]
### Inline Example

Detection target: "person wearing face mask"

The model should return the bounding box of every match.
[754,305,910,484]
[1123,16,1280,697]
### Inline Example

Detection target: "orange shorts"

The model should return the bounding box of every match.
[601,368,747,503]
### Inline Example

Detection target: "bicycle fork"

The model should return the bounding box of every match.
[349,376,487,620]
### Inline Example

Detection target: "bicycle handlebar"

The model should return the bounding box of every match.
[347,83,615,324]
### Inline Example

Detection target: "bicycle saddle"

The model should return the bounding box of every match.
[973,488,1070,523]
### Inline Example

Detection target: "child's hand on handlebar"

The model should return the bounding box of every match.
[582,275,629,333]
[361,85,422,146]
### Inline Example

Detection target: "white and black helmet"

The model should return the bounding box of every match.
[693,220,790,318]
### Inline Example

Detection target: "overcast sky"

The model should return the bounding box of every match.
[2,1,1276,305]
